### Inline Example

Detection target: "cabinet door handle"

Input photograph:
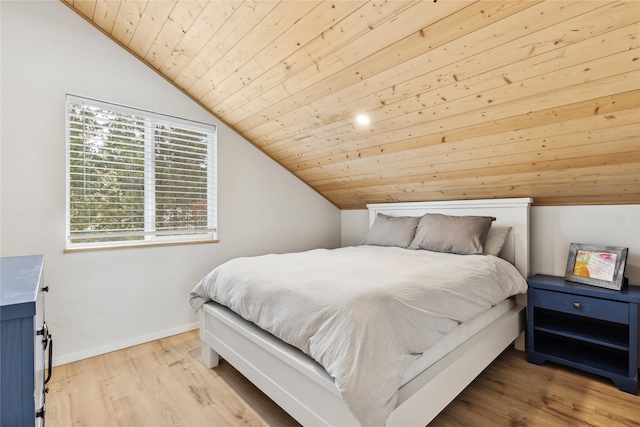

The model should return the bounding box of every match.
[44,337,53,385]
[573,302,581,309]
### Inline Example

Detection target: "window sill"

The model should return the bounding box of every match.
[64,239,220,253]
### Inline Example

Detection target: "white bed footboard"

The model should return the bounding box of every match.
[200,301,525,426]
[201,302,358,426]
[390,304,525,425]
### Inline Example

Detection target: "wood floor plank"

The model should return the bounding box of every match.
[46,330,639,427]
[46,330,299,427]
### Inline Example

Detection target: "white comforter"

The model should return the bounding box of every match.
[189,245,527,426]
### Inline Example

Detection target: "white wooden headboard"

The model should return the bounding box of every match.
[366,198,532,279]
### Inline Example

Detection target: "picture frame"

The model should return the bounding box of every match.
[565,243,628,290]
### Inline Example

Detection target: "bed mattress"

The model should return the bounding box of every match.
[400,297,515,386]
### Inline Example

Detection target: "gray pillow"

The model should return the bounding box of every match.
[409,213,494,255]
[360,214,420,248]
[484,226,512,256]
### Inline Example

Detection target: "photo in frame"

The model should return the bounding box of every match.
[565,243,628,290]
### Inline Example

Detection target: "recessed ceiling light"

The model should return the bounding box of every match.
[356,114,370,125]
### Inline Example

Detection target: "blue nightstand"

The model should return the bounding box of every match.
[527,274,639,395]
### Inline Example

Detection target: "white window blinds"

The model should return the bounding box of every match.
[65,95,217,249]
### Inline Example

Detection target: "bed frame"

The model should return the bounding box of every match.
[199,198,532,426]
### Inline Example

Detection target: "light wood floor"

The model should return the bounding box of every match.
[47,330,639,427]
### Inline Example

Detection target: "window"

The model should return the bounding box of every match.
[65,95,217,250]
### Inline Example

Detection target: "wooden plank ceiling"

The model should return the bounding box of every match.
[62,0,640,209]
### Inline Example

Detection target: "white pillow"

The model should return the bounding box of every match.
[484,226,512,256]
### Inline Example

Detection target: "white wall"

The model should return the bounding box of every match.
[0,1,340,366]
[530,205,640,283]
[342,205,640,285]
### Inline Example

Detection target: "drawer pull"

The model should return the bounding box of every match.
[573,302,581,309]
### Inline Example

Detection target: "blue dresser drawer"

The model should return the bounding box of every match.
[533,289,629,324]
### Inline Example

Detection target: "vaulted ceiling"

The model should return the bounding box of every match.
[62,0,639,209]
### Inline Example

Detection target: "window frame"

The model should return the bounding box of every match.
[65,94,218,251]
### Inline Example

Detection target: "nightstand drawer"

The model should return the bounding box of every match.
[533,289,629,324]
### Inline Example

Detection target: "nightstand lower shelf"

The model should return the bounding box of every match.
[528,348,637,394]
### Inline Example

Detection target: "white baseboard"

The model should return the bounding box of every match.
[52,322,199,367]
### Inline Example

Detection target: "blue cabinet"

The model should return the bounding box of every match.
[1,255,50,427]
[527,274,639,394]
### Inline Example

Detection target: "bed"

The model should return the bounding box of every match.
[190,197,532,426]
